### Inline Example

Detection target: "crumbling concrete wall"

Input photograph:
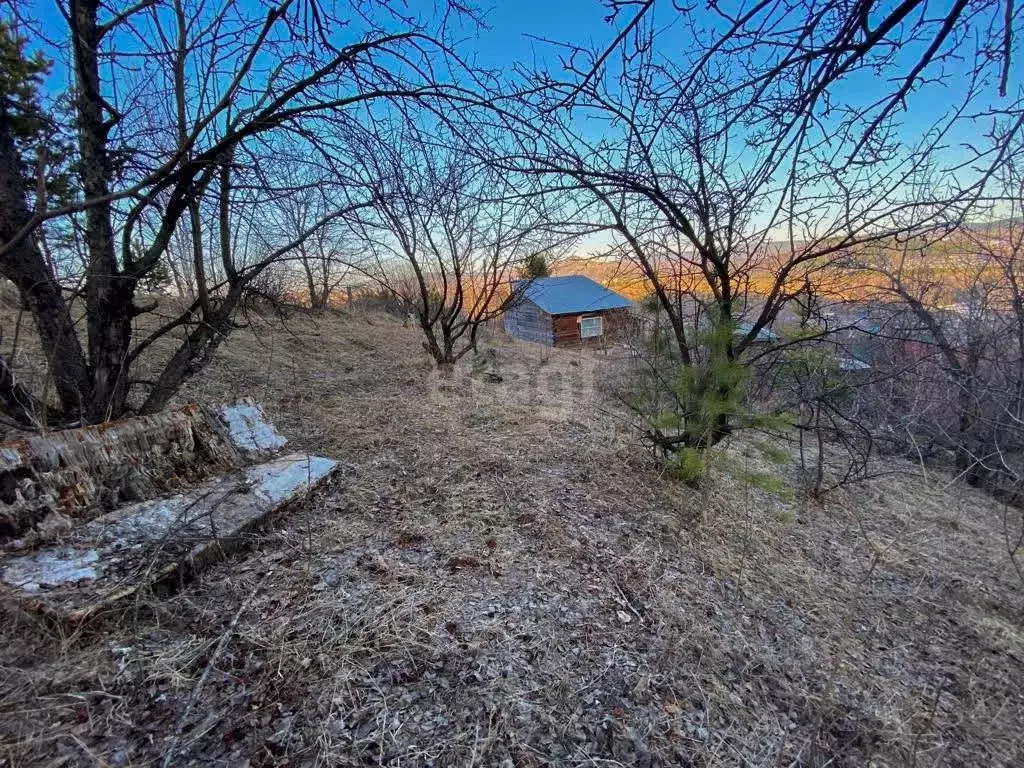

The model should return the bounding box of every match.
[0,404,242,546]
[0,399,335,626]
[1,452,338,623]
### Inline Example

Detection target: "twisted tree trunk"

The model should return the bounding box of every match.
[73,0,136,423]
[0,89,90,422]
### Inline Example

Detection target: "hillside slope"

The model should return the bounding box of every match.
[2,309,1022,767]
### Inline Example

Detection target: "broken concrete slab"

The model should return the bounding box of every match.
[1,548,100,594]
[217,400,288,456]
[0,398,331,624]
[0,452,337,623]
[0,405,238,545]
[1,399,288,547]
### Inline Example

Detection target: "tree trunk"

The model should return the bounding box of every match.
[0,99,90,419]
[140,291,240,414]
[955,378,984,487]
[419,318,448,366]
[74,0,135,422]
[189,199,210,313]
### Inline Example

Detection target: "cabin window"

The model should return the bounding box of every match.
[579,315,603,338]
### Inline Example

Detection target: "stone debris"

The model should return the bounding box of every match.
[0,401,336,624]
[1,547,100,593]
[217,400,288,456]
[0,404,240,545]
[1,452,337,622]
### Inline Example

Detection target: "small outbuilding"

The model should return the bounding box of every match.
[735,320,781,344]
[504,275,634,348]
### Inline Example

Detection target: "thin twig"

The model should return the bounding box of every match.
[162,571,269,767]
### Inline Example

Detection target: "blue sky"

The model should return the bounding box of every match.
[18,0,616,89]
[477,0,1016,167]
[12,0,1020,225]
[17,0,1016,142]
[474,0,616,69]
[8,0,1020,255]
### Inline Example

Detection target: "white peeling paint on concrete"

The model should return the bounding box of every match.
[0,446,24,468]
[84,454,336,546]
[1,548,100,592]
[218,401,288,455]
[86,495,197,548]
[1,453,338,604]
[247,454,338,503]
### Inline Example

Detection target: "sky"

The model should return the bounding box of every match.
[510,0,1012,150]
[18,0,616,88]
[15,0,1017,148]
[10,0,1022,245]
[474,0,617,69]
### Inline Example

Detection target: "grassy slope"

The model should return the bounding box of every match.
[1,307,1022,767]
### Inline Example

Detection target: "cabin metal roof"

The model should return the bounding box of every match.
[514,275,633,315]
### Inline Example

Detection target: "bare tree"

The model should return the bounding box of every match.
[0,0,478,426]
[345,118,567,366]
[858,134,1024,498]
[276,186,356,312]
[504,0,1021,450]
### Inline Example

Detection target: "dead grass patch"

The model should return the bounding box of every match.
[0,308,1022,766]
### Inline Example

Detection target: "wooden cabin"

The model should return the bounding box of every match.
[503,275,634,349]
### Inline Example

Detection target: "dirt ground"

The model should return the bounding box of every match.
[1,306,1022,767]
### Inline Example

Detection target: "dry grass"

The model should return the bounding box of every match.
[1,305,1022,766]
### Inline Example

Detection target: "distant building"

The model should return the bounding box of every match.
[837,357,872,372]
[735,320,781,344]
[504,275,634,348]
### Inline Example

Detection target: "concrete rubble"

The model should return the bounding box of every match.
[0,400,337,623]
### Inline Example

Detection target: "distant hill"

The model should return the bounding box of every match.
[550,220,1024,306]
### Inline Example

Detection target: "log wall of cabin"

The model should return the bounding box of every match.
[552,309,632,349]
[503,298,554,345]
